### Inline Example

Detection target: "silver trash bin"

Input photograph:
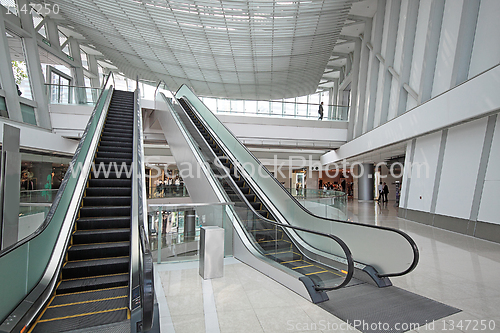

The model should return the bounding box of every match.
[199,226,224,279]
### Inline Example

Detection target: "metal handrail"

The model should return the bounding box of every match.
[173,95,354,291]
[177,87,419,278]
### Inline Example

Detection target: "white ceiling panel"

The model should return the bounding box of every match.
[32,0,355,99]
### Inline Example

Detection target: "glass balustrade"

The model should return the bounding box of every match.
[45,84,102,106]
[148,203,234,263]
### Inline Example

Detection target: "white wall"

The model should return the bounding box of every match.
[477,117,500,225]
[406,131,441,212]
[348,0,500,140]
[468,0,500,78]
[434,118,488,219]
[431,0,463,98]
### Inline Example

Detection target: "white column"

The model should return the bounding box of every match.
[418,0,445,104]
[0,9,23,121]
[396,0,420,116]
[17,0,51,129]
[347,38,361,137]
[363,0,386,133]
[44,17,61,51]
[353,17,372,140]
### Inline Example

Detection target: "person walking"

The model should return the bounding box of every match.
[383,182,389,202]
[318,101,324,120]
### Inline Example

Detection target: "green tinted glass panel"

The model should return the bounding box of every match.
[0,243,29,322]
[20,103,37,125]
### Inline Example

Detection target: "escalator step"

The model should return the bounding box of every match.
[94,157,133,165]
[40,294,128,320]
[266,251,302,262]
[250,202,262,210]
[51,286,128,307]
[88,178,132,188]
[79,206,131,218]
[72,228,130,244]
[90,171,133,180]
[96,151,133,159]
[31,308,128,333]
[68,242,130,261]
[62,257,129,279]
[259,239,292,252]
[235,180,245,187]
[99,140,132,148]
[77,216,130,230]
[100,135,133,143]
[85,187,131,197]
[83,196,131,207]
[57,273,129,295]
[97,146,133,154]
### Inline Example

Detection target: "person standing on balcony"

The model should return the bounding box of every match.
[318,101,324,120]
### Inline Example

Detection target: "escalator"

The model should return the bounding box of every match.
[29,90,134,332]
[179,101,351,291]
[0,80,155,333]
[156,84,418,302]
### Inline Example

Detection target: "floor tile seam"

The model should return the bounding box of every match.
[202,279,221,333]
[154,268,175,333]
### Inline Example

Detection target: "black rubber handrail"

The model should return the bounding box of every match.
[0,72,114,258]
[173,95,354,291]
[177,88,419,278]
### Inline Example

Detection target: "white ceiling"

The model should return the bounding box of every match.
[34,0,356,100]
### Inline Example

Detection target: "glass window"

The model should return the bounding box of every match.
[7,30,33,100]
[309,93,320,117]
[245,100,257,114]
[296,95,307,117]
[270,101,282,115]
[203,97,217,112]
[257,101,269,114]
[80,49,88,70]
[283,98,295,115]
[231,100,244,113]
[217,99,230,113]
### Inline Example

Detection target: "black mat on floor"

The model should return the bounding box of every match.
[319,283,461,333]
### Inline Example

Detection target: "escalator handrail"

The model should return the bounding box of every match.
[177,89,419,278]
[131,89,155,331]
[0,71,114,257]
[171,93,354,291]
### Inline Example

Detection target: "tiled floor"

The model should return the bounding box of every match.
[154,201,500,333]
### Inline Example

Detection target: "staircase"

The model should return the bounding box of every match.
[30,90,135,332]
